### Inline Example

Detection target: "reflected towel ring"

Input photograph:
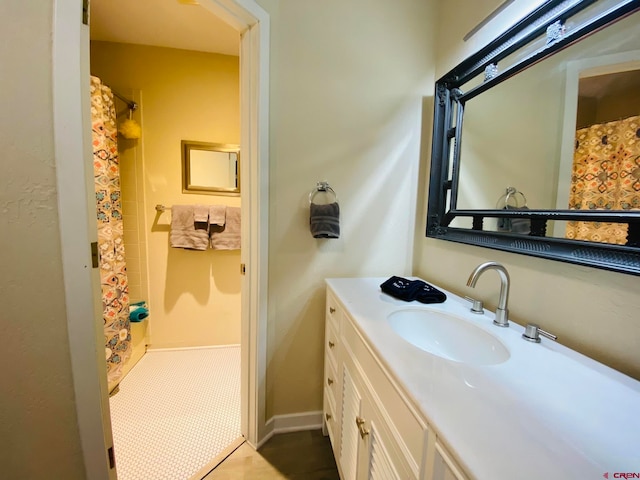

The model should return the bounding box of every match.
[309,181,338,204]
[496,186,527,208]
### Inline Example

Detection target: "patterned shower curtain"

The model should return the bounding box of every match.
[90,76,131,385]
[566,115,640,244]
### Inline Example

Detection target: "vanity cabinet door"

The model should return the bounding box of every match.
[326,284,425,480]
[340,366,362,480]
[340,347,417,480]
[364,422,402,480]
[357,389,408,480]
[431,440,470,480]
[341,364,407,480]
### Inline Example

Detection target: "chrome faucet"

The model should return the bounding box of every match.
[466,262,510,327]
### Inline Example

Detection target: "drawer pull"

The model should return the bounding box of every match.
[327,377,334,386]
[329,307,336,314]
[355,416,369,439]
[325,413,332,421]
[328,341,335,348]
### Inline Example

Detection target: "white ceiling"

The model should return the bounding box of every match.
[89,0,240,56]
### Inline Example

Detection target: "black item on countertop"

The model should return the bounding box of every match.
[380,276,447,303]
[414,281,447,304]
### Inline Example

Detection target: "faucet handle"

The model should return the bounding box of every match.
[464,296,484,314]
[522,323,557,343]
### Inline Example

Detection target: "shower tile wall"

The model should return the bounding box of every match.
[118,90,149,378]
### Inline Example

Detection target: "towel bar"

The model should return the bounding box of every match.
[155,204,166,212]
[309,181,338,204]
[496,187,527,209]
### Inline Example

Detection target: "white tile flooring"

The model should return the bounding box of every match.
[109,346,242,480]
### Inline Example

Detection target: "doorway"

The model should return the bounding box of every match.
[52,1,269,478]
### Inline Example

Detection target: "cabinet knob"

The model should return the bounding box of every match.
[329,307,336,314]
[355,416,369,439]
[327,377,334,386]
[325,413,332,421]
[328,341,335,348]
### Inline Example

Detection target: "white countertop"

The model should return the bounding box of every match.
[326,277,640,480]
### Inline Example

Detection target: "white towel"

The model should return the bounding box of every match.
[170,205,209,251]
[210,206,241,250]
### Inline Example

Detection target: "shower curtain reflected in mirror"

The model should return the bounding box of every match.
[567,115,640,244]
[91,76,131,385]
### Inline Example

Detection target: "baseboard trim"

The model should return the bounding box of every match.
[257,411,323,448]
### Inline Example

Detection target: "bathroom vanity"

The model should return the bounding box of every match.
[323,278,640,479]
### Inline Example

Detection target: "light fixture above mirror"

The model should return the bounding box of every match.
[427,0,640,276]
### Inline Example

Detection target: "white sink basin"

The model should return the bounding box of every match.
[387,308,510,365]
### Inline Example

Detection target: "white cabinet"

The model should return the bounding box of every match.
[430,441,469,480]
[324,285,472,480]
[324,288,428,480]
[339,358,412,480]
[339,366,361,480]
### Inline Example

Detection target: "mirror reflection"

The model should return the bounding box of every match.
[455,10,640,244]
[427,0,640,276]
[182,141,240,195]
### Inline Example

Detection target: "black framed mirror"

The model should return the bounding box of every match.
[427,0,640,276]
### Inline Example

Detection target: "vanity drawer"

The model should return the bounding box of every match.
[324,354,339,406]
[325,317,339,370]
[323,390,338,450]
[326,291,340,331]
[432,440,470,480]
[341,313,427,475]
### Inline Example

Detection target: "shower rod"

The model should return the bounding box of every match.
[112,90,137,111]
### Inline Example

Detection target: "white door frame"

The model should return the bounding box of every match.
[52,1,269,478]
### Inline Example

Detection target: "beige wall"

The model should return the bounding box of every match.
[0,1,86,478]
[7,4,639,476]
[256,0,437,417]
[91,42,242,349]
[414,0,640,380]
[578,89,640,127]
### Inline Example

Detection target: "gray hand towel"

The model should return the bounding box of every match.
[170,205,209,251]
[210,206,241,250]
[193,204,209,222]
[310,202,340,238]
[208,205,226,226]
[497,205,530,234]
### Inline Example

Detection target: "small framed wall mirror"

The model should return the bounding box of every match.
[182,140,240,196]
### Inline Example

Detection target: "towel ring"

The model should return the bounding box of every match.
[496,187,527,209]
[309,181,338,205]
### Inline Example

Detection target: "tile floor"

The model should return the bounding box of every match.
[109,346,242,480]
[203,430,340,479]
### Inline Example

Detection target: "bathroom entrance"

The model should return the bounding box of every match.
[52,0,268,478]
[88,0,247,477]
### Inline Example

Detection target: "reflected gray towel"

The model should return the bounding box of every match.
[310,202,340,239]
[210,206,241,250]
[497,206,530,234]
[170,205,209,250]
